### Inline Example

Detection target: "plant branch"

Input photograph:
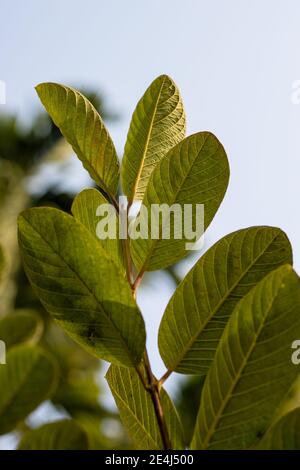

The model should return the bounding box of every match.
[125,201,171,448]
[123,237,133,288]
[135,363,151,391]
[132,269,145,292]
[143,351,172,450]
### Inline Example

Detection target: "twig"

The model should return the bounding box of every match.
[132,269,145,292]
[143,351,172,450]
[123,201,171,449]
[158,368,173,386]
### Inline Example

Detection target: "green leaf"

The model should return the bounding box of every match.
[0,344,58,435]
[257,408,300,449]
[131,132,230,272]
[18,207,146,367]
[35,83,119,196]
[18,420,89,450]
[0,310,43,349]
[122,75,186,202]
[158,227,292,375]
[53,374,104,417]
[106,364,185,450]
[191,265,300,450]
[72,188,124,271]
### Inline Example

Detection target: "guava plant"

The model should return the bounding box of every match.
[9,75,300,449]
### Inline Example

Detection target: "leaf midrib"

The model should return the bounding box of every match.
[135,134,210,273]
[41,84,117,197]
[22,216,135,365]
[0,350,46,426]
[131,76,166,202]
[167,229,282,372]
[63,90,112,195]
[200,272,286,449]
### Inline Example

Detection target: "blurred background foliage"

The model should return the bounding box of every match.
[0,89,204,449]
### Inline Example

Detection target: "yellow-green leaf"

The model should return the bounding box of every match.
[36,83,119,196]
[158,227,292,375]
[122,75,186,201]
[257,408,300,449]
[106,365,185,450]
[131,132,229,271]
[191,265,300,450]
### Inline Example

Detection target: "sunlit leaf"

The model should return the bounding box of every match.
[0,344,58,435]
[131,132,229,271]
[191,265,300,450]
[122,75,186,202]
[158,227,292,374]
[106,364,185,450]
[36,83,119,196]
[18,207,145,367]
[18,419,89,450]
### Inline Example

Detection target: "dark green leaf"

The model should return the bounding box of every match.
[18,207,145,367]
[0,345,58,435]
[18,419,89,450]
[0,310,43,349]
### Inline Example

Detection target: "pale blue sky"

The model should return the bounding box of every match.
[1,0,300,427]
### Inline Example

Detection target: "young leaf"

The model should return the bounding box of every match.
[0,345,58,435]
[191,265,300,450]
[36,83,119,196]
[0,310,43,349]
[18,207,146,367]
[158,227,292,375]
[18,419,89,450]
[257,408,300,449]
[72,188,124,271]
[131,132,230,272]
[106,365,185,450]
[122,75,186,202]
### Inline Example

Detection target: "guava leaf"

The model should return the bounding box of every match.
[36,83,119,196]
[191,265,300,449]
[158,227,292,374]
[131,132,229,271]
[18,207,146,367]
[122,75,185,202]
[106,364,185,450]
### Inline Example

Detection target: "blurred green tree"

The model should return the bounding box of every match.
[0,90,130,449]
